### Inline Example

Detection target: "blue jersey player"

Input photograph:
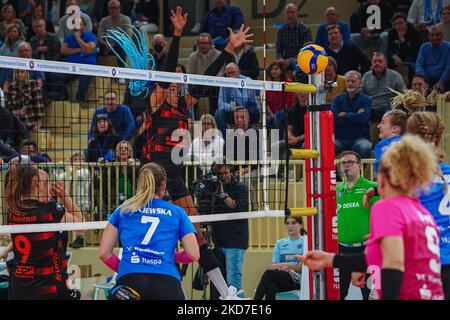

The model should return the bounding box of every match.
[99,163,199,300]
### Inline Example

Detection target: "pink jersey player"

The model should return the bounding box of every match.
[366,195,444,300]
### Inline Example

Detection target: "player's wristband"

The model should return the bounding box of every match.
[102,253,120,273]
[198,243,219,273]
[381,268,403,300]
[332,253,367,272]
[175,251,194,264]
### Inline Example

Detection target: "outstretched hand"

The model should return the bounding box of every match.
[295,250,335,271]
[225,24,253,53]
[171,6,188,37]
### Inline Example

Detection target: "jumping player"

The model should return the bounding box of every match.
[297,136,445,300]
[140,7,253,299]
[5,164,84,300]
[99,163,199,300]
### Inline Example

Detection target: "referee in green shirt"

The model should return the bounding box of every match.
[336,150,378,300]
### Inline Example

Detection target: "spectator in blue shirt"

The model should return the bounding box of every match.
[200,0,244,49]
[214,62,260,137]
[60,17,97,104]
[332,70,372,158]
[315,7,351,48]
[89,90,135,142]
[415,24,450,92]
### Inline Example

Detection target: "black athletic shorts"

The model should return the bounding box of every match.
[108,273,185,300]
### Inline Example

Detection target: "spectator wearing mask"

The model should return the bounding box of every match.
[151,34,168,70]
[332,70,372,158]
[415,24,450,91]
[89,90,135,142]
[315,7,351,48]
[325,24,371,75]
[276,3,312,70]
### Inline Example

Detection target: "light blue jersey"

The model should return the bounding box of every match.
[420,162,450,266]
[109,198,196,281]
[272,236,305,280]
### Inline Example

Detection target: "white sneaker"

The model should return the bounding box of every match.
[220,286,252,300]
[191,22,201,34]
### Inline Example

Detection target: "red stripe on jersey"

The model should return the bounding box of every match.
[38,285,58,295]
[38,267,55,276]
[33,232,55,241]
[41,247,54,257]
[62,259,67,268]
[160,109,172,118]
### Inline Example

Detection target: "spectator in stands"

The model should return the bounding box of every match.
[26,3,55,40]
[415,24,450,92]
[199,0,244,49]
[408,0,450,30]
[6,69,45,132]
[57,0,93,43]
[0,5,26,42]
[61,16,97,105]
[30,18,66,100]
[134,0,159,34]
[411,73,431,94]
[362,52,406,131]
[0,23,25,57]
[325,24,371,75]
[315,7,351,48]
[233,42,260,80]
[188,114,224,167]
[0,42,45,93]
[287,92,308,149]
[98,0,131,69]
[351,0,394,54]
[276,3,312,69]
[113,140,137,205]
[59,151,91,249]
[325,56,346,103]
[89,90,135,142]
[87,115,121,162]
[187,33,222,75]
[215,62,260,137]
[266,60,294,131]
[441,4,450,40]
[191,0,214,34]
[151,33,168,70]
[209,159,249,297]
[332,70,372,158]
[0,105,25,161]
[19,139,52,163]
[387,12,424,78]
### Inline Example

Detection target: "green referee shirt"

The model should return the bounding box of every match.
[336,176,379,244]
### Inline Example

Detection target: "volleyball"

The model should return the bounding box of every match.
[297,44,328,75]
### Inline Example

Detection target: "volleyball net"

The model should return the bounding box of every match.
[0,56,317,247]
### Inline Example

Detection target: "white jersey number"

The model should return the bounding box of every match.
[425,226,441,274]
[141,216,160,245]
[438,190,450,217]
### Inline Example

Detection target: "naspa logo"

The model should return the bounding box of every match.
[111,68,116,77]
[29,60,35,70]
[131,252,140,264]
[183,75,188,83]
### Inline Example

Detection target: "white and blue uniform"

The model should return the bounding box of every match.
[272,236,305,280]
[109,198,196,281]
[419,162,450,266]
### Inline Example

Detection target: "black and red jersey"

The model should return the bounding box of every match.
[8,199,69,300]
[142,98,189,165]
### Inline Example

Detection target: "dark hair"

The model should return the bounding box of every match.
[92,115,117,139]
[284,216,307,236]
[338,150,361,162]
[267,60,288,81]
[176,63,187,73]
[211,157,235,175]
[391,12,407,23]
[412,74,429,85]
[327,24,342,34]
[21,139,37,149]
[198,33,213,44]
[327,56,338,72]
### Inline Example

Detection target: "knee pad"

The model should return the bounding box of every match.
[198,243,219,273]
